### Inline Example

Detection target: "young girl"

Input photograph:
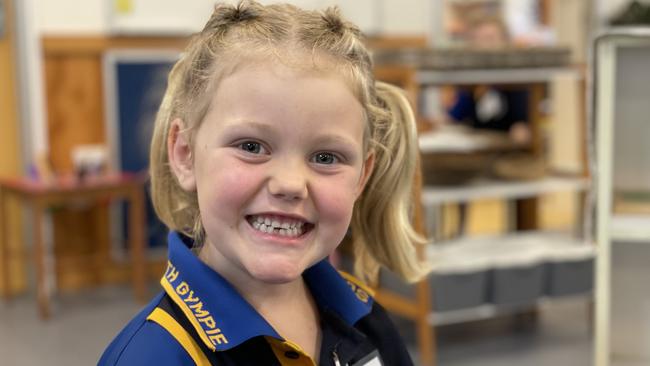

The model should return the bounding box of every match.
[100,1,425,365]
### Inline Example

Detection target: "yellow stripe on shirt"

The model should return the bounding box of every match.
[147,307,211,366]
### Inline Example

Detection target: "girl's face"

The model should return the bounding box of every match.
[170,61,373,286]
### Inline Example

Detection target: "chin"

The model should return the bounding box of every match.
[246,259,308,284]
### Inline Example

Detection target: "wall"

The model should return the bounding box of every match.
[34,0,432,35]
[36,0,108,34]
[0,0,26,294]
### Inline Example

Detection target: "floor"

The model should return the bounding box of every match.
[0,285,595,366]
[414,299,594,366]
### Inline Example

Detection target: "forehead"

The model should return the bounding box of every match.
[213,47,362,97]
[210,61,362,122]
[196,60,368,153]
[206,51,360,109]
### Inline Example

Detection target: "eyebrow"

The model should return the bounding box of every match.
[310,134,359,149]
[221,120,276,134]
[225,121,356,142]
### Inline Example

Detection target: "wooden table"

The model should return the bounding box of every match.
[0,173,147,319]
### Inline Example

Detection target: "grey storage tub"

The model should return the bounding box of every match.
[379,242,491,312]
[427,241,492,312]
[379,268,417,299]
[544,243,596,297]
[489,239,547,307]
[430,270,489,312]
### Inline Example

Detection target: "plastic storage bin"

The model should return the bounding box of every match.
[379,268,417,299]
[544,243,595,297]
[489,239,547,307]
[427,240,492,312]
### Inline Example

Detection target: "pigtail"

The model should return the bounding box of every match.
[350,81,428,284]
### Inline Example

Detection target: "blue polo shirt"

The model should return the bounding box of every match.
[98,232,413,365]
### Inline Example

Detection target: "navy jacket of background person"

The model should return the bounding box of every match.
[448,88,529,132]
[98,232,414,366]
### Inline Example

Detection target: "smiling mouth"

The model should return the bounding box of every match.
[246,214,314,238]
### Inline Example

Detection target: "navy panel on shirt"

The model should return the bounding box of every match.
[112,322,195,365]
[98,292,165,365]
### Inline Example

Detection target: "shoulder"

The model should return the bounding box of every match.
[355,297,415,366]
[98,293,196,366]
[336,270,413,364]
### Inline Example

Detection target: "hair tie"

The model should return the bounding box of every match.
[205,1,259,31]
[224,2,258,23]
[321,8,345,35]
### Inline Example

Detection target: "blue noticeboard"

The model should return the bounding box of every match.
[105,52,179,251]
[116,62,171,173]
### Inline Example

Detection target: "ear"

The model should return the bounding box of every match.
[168,118,196,191]
[355,150,375,199]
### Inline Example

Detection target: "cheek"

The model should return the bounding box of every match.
[195,158,260,222]
[312,174,360,226]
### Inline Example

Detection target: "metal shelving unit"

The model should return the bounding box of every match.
[593,28,650,366]
[374,49,588,366]
[422,176,589,205]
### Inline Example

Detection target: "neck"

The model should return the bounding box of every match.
[198,245,322,359]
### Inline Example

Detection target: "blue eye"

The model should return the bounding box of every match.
[312,152,338,165]
[239,141,264,154]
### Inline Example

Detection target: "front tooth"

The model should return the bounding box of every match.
[272,219,281,228]
[264,217,271,226]
[279,229,288,236]
[281,222,290,229]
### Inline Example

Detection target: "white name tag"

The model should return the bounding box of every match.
[350,350,383,366]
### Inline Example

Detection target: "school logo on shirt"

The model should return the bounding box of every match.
[338,271,375,304]
[161,262,228,350]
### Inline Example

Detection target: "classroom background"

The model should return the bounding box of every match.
[1,0,649,365]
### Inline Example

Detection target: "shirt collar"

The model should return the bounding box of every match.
[160,231,373,352]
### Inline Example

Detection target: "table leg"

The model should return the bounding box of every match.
[32,200,50,319]
[128,187,147,303]
[0,188,10,300]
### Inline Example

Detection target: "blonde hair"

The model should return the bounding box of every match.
[150,0,426,283]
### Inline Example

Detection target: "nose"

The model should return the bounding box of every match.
[267,159,308,201]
